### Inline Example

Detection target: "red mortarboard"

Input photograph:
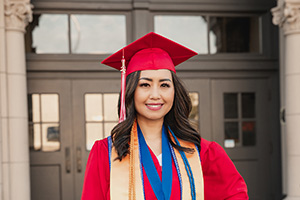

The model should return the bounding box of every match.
[101,32,197,75]
[101,32,198,122]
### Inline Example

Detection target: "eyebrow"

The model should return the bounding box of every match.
[139,77,172,82]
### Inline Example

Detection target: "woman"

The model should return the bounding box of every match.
[82,32,248,200]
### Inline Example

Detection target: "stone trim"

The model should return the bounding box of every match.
[4,0,33,32]
[272,0,300,35]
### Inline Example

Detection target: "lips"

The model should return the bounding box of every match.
[146,103,163,111]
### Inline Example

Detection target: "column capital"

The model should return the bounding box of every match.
[4,0,33,33]
[272,0,300,35]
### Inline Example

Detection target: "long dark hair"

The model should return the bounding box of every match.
[111,70,201,161]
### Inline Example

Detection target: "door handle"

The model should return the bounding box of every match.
[77,147,82,173]
[65,147,71,173]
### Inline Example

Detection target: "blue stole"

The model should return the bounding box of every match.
[137,124,173,200]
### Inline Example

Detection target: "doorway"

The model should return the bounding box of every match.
[28,76,275,200]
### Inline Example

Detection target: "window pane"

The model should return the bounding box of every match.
[32,94,40,122]
[28,95,33,122]
[242,121,256,146]
[103,94,119,121]
[28,93,61,152]
[42,123,60,152]
[28,94,41,123]
[104,122,118,138]
[86,123,103,150]
[71,14,126,54]
[242,93,256,118]
[224,122,239,142]
[209,17,259,53]
[85,94,103,121]
[155,15,208,54]
[41,94,59,122]
[29,14,69,53]
[224,93,238,119]
[32,124,41,151]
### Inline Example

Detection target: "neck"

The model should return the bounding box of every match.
[136,117,163,156]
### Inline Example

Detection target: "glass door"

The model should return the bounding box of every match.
[212,79,272,200]
[28,79,74,200]
[28,78,121,200]
[72,79,120,199]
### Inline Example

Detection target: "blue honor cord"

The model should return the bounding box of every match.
[168,127,196,200]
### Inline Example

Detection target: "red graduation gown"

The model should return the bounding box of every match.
[81,138,248,200]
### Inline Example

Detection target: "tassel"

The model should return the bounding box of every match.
[119,49,126,123]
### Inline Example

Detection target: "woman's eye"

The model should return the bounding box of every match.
[161,83,170,88]
[139,83,150,87]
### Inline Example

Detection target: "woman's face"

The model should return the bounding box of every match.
[134,69,175,123]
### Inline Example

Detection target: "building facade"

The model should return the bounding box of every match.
[0,0,299,199]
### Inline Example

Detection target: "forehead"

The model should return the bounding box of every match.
[139,69,172,79]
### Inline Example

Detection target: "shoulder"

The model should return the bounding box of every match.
[200,138,236,171]
[88,138,110,163]
[86,137,110,180]
[200,138,226,160]
[82,137,111,199]
[92,138,109,151]
[200,138,249,199]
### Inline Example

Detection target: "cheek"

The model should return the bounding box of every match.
[166,89,175,106]
[133,88,141,103]
[134,88,145,107]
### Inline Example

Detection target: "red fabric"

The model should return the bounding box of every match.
[101,32,197,75]
[127,48,175,75]
[81,138,248,200]
[200,139,249,200]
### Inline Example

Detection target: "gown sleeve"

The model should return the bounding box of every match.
[200,139,249,200]
[81,139,110,200]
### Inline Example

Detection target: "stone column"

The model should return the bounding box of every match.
[0,0,6,198]
[2,0,33,200]
[272,1,300,199]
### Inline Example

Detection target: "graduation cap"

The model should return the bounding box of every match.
[101,32,197,122]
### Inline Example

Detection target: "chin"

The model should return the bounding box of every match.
[138,115,165,122]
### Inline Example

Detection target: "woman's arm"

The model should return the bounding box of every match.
[81,139,110,200]
[201,140,249,200]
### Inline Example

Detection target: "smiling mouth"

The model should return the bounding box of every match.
[146,104,163,110]
[146,104,163,107]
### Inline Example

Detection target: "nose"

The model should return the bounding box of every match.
[149,86,161,99]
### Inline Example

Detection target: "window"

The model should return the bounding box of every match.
[84,93,119,150]
[28,94,60,152]
[155,16,208,54]
[26,14,126,54]
[223,93,256,148]
[210,17,260,53]
[154,15,260,54]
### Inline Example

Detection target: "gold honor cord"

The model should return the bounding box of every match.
[129,123,136,200]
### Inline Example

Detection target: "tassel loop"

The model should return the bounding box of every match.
[119,49,127,123]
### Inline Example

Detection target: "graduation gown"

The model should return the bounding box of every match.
[81,138,248,200]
